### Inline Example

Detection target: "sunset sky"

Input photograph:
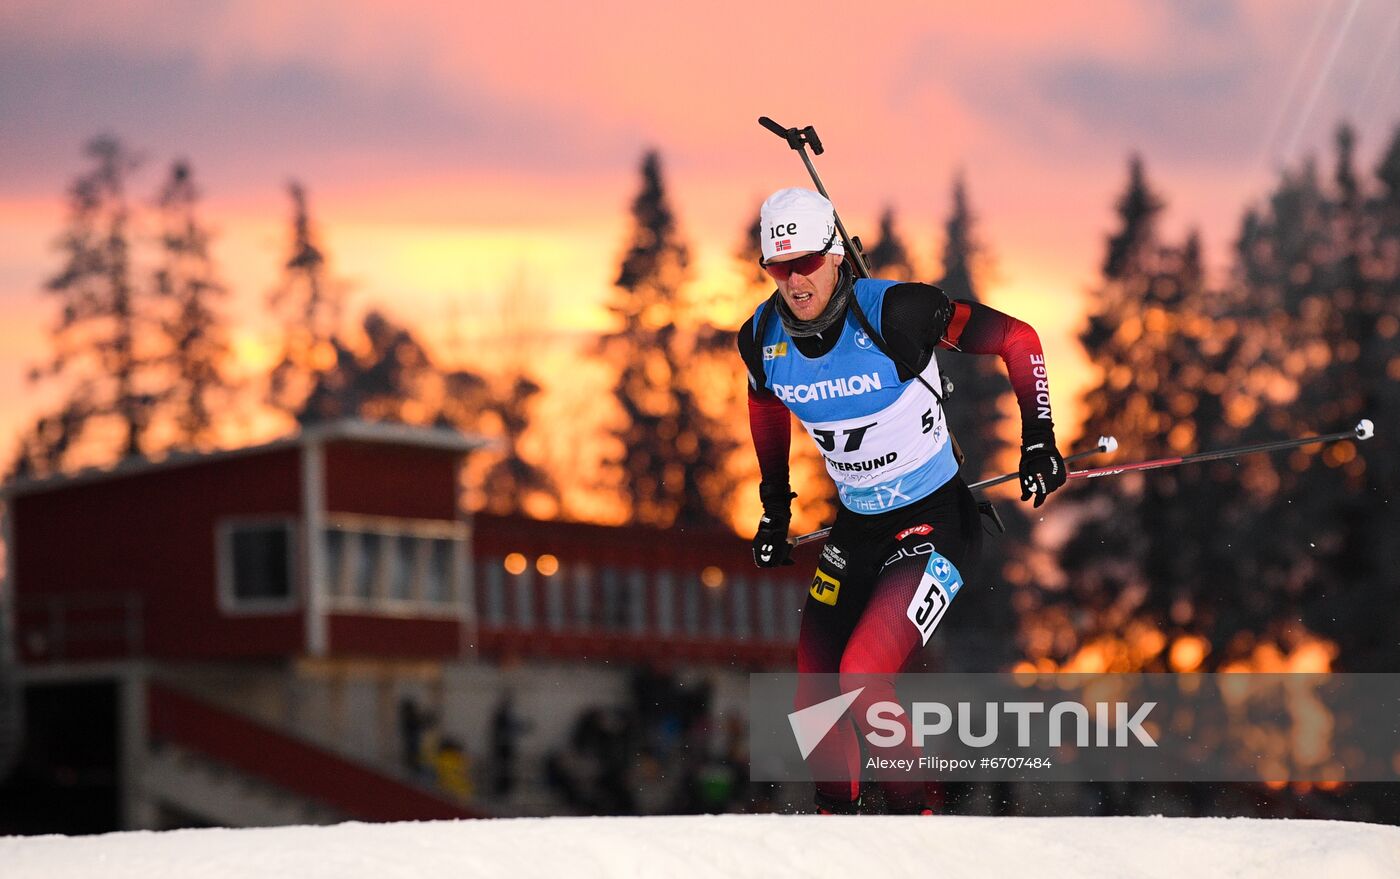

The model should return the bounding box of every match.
[2,0,1399,474]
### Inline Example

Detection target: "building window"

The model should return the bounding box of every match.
[354,531,383,601]
[682,575,701,637]
[218,519,297,612]
[731,575,751,641]
[545,563,567,631]
[482,560,505,625]
[627,569,647,634]
[654,571,676,636]
[707,581,726,639]
[757,578,776,641]
[320,516,466,615]
[512,567,535,628]
[599,567,630,632]
[572,562,593,631]
[389,534,416,601]
[423,539,454,603]
[325,528,349,597]
[783,582,803,640]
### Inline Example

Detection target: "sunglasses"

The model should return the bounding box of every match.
[762,229,838,281]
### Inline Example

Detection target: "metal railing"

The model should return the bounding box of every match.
[15,591,144,661]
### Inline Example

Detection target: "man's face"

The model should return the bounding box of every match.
[768,252,843,322]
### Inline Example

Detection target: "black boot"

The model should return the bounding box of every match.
[814,790,861,815]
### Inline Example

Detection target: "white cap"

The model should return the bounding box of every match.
[759,187,845,263]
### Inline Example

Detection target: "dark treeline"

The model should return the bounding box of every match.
[11,142,742,527]
[13,126,1399,677]
[1005,124,1400,824]
[12,136,560,517]
[1037,123,1399,679]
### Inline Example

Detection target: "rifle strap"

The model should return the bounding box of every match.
[846,292,965,468]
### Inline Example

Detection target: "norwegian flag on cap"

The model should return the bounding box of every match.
[759,188,845,263]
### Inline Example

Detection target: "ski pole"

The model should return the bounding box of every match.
[788,435,1119,548]
[758,116,872,279]
[1067,418,1374,482]
[967,435,1120,492]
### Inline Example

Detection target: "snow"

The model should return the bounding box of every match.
[3,814,1399,879]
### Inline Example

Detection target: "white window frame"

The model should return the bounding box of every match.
[322,513,468,618]
[216,516,301,615]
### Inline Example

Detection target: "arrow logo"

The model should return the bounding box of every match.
[786,687,865,759]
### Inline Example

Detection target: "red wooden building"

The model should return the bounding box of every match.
[7,419,478,665]
[1,420,484,831]
[0,419,812,831]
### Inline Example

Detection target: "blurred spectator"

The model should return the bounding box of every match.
[537,668,772,816]
[433,737,472,802]
[398,696,425,775]
[543,706,638,814]
[490,692,530,798]
[413,710,444,785]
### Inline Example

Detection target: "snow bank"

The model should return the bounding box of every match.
[4,814,1399,879]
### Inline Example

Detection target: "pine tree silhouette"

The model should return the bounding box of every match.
[937,174,1013,483]
[599,151,735,527]
[21,136,160,474]
[152,160,231,448]
[928,174,1022,672]
[1040,157,1230,670]
[866,207,915,281]
[480,374,559,517]
[1238,124,1400,670]
[269,182,345,423]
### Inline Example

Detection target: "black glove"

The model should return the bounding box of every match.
[752,482,796,567]
[1019,433,1066,509]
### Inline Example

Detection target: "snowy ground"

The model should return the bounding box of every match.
[4,814,1399,879]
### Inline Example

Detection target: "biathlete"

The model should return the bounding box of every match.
[737,187,1066,814]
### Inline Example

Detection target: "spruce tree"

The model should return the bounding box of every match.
[315,310,440,423]
[1101,155,1164,283]
[1352,124,1400,667]
[480,375,560,517]
[268,182,344,423]
[599,151,734,528]
[936,175,1013,482]
[1377,123,1400,201]
[26,136,159,471]
[866,207,915,281]
[1216,144,1346,659]
[152,160,230,448]
[737,207,770,290]
[1246,124,1400,670]
[1040,157,1229,671]
[1077,156,1171,455]
[928,174,1022,671]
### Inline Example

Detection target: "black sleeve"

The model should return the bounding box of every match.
[736,312,776,398]
[878,283,955,380]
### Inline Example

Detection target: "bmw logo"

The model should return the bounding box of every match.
[855,330,872,349]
